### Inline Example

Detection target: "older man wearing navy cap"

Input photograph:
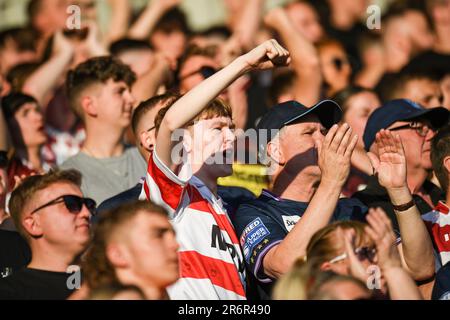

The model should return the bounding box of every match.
[352,99,449,294]
[232,99,368,299]
[354,99,449,230]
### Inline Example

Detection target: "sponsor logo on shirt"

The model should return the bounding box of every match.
[440,291,450,300]
[281,215,301,232]
[240,218,270,262]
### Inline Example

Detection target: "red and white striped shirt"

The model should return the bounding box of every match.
[422,201,450,266]
[139,151,246,300]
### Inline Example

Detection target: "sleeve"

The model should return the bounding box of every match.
[140,151,191,215]
[232,203,286,283]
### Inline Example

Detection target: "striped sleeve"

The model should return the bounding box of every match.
[140,151,191,215]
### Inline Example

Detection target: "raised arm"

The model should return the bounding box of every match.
[104,0,131,45]
[232,0,266,51]
[128,0,180,40]
[264,7,321,106]
[156,40,290,170]
[367,129,435,281]
[364,208,423,299]
[22,31,74,107]
[132,52,172,102]
[263,123,358,278]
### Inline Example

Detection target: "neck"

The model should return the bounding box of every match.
[83,122,125,158]
[193,171,218,196]
[434,24,450,53]
[271,171,320,202]
[141,287,168,300]
[115,270,167,300]
[16,146,42,170]
[28,243,76,272]
[406,166,428,194]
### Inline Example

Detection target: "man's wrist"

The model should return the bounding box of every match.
[386,186,412,205]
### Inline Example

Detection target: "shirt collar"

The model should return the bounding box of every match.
[435,201,450,214]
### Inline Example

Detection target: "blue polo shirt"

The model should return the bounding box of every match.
[232,189,368,298]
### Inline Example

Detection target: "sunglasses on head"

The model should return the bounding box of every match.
[329,246,377,264]
[30,195,97,216]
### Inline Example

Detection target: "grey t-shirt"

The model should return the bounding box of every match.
[60,147,147,204]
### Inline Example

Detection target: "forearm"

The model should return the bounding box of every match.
[387,187,435,280]
[105,0,131,44]
[234,0,265,50]
[132,62,170,102]
[128,3,165,39]
[269,13,320,105]
[264,182,341,277]
[156,56,248,166]
[22,51,73,106]
[383,267,423,300]
[162,57,248,130]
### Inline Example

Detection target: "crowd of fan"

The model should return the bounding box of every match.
[0,0,450,300]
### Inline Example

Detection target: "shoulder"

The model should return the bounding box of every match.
[96,183,142,217]
[60,152,88,169]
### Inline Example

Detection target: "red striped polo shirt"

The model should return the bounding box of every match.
[139,151,246,300]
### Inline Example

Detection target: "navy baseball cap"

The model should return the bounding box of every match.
[363,99,450,151]
[256,99,342,154]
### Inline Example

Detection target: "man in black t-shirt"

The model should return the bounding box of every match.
[0,170,95,299]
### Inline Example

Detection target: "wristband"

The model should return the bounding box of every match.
[392,199,415,212]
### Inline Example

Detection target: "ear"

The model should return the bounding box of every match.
[266,139,285,165]
[320,262,332,271]
[80,95,97,117]
[22,213,43,238]
[106,244,130,268]
[139,130,154,151]
[443,156,450,179]
[182,129,192,154]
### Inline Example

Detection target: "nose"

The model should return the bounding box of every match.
[166,231,180,252]
[126,89,136,106]
[224,127,236,144]
[78,202,92,220]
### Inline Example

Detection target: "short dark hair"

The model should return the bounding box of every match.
[332,86,378,115]
[131,92,180,134]
[9,169,82,241]
[27,0,43,22]
[154,98,233,137]
[82,200,168,291]
[153,8,190,35]
[109,38,153,57]
[6,63,40,93]
[66,56,136,119]
[379,70,440,102]
[0,27,36,53]
[268,70,296,107]
[1,92,38,120]
[431,125,450,193]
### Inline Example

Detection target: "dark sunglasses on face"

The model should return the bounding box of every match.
[30,195,97,216]
[389,121,431,137]
[180,66,218,80]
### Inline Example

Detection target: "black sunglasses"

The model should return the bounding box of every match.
[30,195,97,216]
[180,66,218,80]
[355,246,377,263]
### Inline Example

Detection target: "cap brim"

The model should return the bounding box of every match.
[402,106,449,129]
[285,99,343,128]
